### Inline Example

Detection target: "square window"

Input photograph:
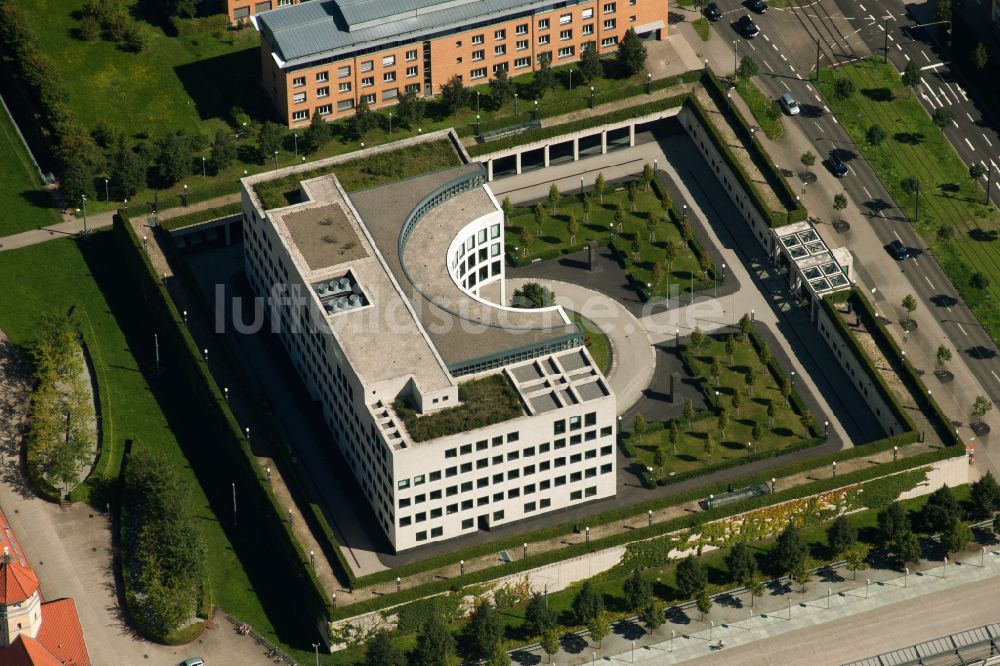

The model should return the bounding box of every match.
[540,498,551,508]
[601,463,613,474]
[399,516,411,526]
[601,445,613,456]
[492,436,504,447]
[493,473,504,484]
[446,503,458,514]
[462,518,474,529]
[585,486,598,497]
[430,470,442,481]
[415,511,426,522]
[316,71,329,82]
[461,499,473,510]
[477,496,489,506]
[416,530,427,541]
[361,60,374,72]
[431,526,443,537]
[508,488,520,498]
[447,485,458,496]
[477,458,488,470]
[493,510,505,521]
[570,490,582,501]
[494,29,506,40]
[406,49,418,61]
[338,65,351,78]
[524,501,536,512]
[555,476,566,487]
[554,420,566,435]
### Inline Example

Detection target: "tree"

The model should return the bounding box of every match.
[465,601,504,660]
[163,0,198,17]
[512,282,555,308]
[663,240,676,272]
[773,523,808,576]
[634,414,647,436]
[901,294,917,328]
[970,471,1000,518]
[156,132,192,185]
[209,128,235,173]
[582,193,592,223]
[800,151,816,168]
[489,68,513,108]
[109,136,146,199]
[682,398,695,427]
[922,485,962,533]
[780,377,791,406]
[704,434,716,457]
[970,163,987,181]
[255,121,283,163]
[696,588,712,619]
[642,162,654,191]
[738,312,753,342]
[935,0,952,24]
[745,369,756,397]
[572,582,604,626]
[747,574,765,608]
[440,75,469,115]
[533,53,555,98]
[534,202,545,230]
[844,542,869,580]
[668,420,679,455]
[123,20,151,52]
[994,514,1000,534]
[737,55,758,79]
[547,184,561,214]
[877,502,908,544]
[595,173,606,204]
[579,42,603,83]
[866,124,887,146]
[616,28,647,75]
[590,613,610,648]
[650,261,664,288]
[718,409,729,439]
[973,42,989,70]
[764,401,775,428]
[725,335,736,363]
[826,515,857,555]
[302,112,331,154]
[524,592,556,637]
[834,77,855,100]
[540,631,560,662]
[690,326,705,352]
[936,344,952,371]
[623,569,652,611]
[725,541,758,585]
[568,214,579,244]
[799,408,812,432]
[971,272,991,290]
[759,342,772,367]
[365,628,406,666]
[661,194,670,222]
[901,176,920,196]
[627,181,638,212]
[711,357,723,386]
[792,556,814,592]
[486,643,510,666]
[519,226,534,252]
[901,59,922,93]
[411,616,457,666]
[829,193,848,223]
[639,600,664,635]
[675,554,707,598]
[614,204,625,231]
[653,446,667,476]
[396,89,425,127]
[501,196,514,224]
[751,422,763,447]
[972,395,993,422]
[353,98,378,138]
[941,517,972,553]
[932,107,954,129]
[893,529,921,565]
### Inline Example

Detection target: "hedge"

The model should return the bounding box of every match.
[160,202,242,232]
[111,214,335,625]
[332,443,960,621]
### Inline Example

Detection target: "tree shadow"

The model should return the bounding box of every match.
[968,228,999,242]
[894,132,924,145]
[930,294,958,307]
[174,48,271,123]
[560,633,588,655]
[861,87,893,102]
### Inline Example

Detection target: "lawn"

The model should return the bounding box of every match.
[506,179,716,298]
[0,102,60,236]
[630,333,814,477]
[692,18,712,42]
[818,59,1000,337]
[735,77,783,140]
[395,375,524,442]
[572,312,612,375]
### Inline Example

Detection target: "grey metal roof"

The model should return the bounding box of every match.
[258,0,565,67]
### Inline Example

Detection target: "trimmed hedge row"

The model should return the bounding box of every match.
[700,69,807,225]
[334,443,960,621]
[111,215,335,626]
[160,202,242,232]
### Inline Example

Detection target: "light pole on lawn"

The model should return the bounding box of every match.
[294,133,299,157]
[202,156,206,177]
[313,643,320,666]
[273,150,279,170]
[514,92,518,114]
[104,178,109,202]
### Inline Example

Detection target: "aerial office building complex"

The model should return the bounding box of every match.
[240,137,617,551]
[252,0,666,127]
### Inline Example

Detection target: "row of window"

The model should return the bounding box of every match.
[400,470,610,528]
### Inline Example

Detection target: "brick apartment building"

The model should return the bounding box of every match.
[251,0,666,128]
[228,0,301,23]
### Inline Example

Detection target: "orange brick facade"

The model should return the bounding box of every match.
[260,0,666,128]
[229,0,301,23]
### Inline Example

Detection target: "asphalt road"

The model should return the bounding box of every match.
[702,0,1000,426]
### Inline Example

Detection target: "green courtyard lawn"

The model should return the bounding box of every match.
[735,77,783,140]
[573,312,612,375]
[692,18,712,42]
[0,236,322,661]
[818,59,1000,336]
[0,104,60,236]
[506,179,715,298]
[630,333,815,478]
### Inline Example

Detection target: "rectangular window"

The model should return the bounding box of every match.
[407,66,418,77]
[493,473,504,484]
[540,498,551,509]
[477,496,489,506]
[555,457,566,468]
[516,23,528,35]
[293,76,306,87]
[338,82,352,93]
[555,475,566,487]
[508,469,520,480]
[399,498,411,508]
[382,54,395,67]
[317,86,329,98]
[560,29,572,40]
[493,510,505,521]
[361,77,374,88]
[361,60,374,72]
[495,44,506,56]
[462,518,474,529]
[337,99,354,111]
[430,508,442,519]
[570,471,582,482]
[585,412,597,427]
[316,71,329,82]
[461,481,472,492]
[293,92,307,104]
[446,448,457,458]
[472,34,484,44]
[603,2,616,13]
[554,439,566,449]
[494,29,506,40]
[524,483,536,494]
[539,460,551,471]
[582,7,594,19]
[629,14,636,21]
[472,49,485,61]
[461,499,473,510]
[406,49,418,61]
[460,444,472,455]
[405,83,420,93]
[508,488,520,499]
[399,516,411,526]
[415,512,426,523]
[338,65,351,78]
[493,492,504,502]
[586,485,598,497]
[476,477,488,488]
[585,467,597,478]
[570,490,582,500]
[538,34,550,45]
[416,530,427,541]
[316,104,332,115]
[601,445,613,456]
[384,71,396,82]
[570,434,582,445]
[446,467,458,478]
[523,446,535,457]
[430,489,442,499]
[524,501,537,512]
[430,470,442,481]
[431,526,443,538]
[538,18,550,29]
[523,464,535,476]
[539,442,551,453]
[446,485,458,496]
[554,420,566,435]
[398,479,410,490]
[507,451,520,462]
[601,463,613,474]
[540,480,551,490]
[508,432,519,443]
[476,458,488,470]
[570,415,582,431]
[414,474,425,486]
[560,13,572,24]
[492,436,504,447]
[470,68,487,79]
[476,440,488,451]
[582,23,594,35]
[414,493,426,504]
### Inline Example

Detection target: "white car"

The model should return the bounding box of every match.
[179,659,205,666]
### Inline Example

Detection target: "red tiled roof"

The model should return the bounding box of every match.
[0,561,39,606]
[36,599,90,666]
[0,636,61,666]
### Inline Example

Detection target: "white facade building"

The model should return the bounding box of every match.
[240,145,616,552]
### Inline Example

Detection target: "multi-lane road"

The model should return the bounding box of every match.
[699,0,1000,442]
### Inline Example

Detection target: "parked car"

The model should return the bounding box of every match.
[779,92,800,115]
[178,659,205,666]
[704,2,722,21]
[747,0,769,12]
[888,240,910,260]
[826,153,849,177]
[736,15,760,38]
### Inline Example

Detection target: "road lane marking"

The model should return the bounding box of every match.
[764,34,770,42]
[993,370,1000,384]
[897,44,903,51]
[859,2,866,9]
[903,51,910,60]
[781,80,790,90]
[894,230,902,241]
[921,50,931,62]
[888,33,895,42]
[762,57,774,72]
[984,134,993,147]
[965,137,976,151]
[815,94,822,101]
[797,73,803,80]
[878,23,885,31]
[957,322,969,335]
[968,112,976,122]
[939,87,955,105]
[789,64,796,72]
[780,53,787,61]
[921,91,940,109]
[925,276,935,289]
[863,186,873,198]
[952,120,959,128]
[823,105,830,113]
[805,83,812,91]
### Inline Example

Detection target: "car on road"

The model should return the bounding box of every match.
[746,0,768,13]
[779,92,800,115]
[826,153,849,178]
[888,240,910,261]
[735,15,760,38]
[178,659,205,666]
[704,2,722,21]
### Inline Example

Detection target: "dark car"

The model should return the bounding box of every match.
[736,15,760,38]
[826,153,849,178]
[747,0,769,13]
[704,2,722,21]
[888,240,910,260]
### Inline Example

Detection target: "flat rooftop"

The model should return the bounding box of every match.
[283,203,368,271]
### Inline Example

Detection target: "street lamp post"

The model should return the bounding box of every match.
[827,587,832,609]
[589,86,595,109]
[648,509,653,527]
[533,99,539,121]
[646,72,652,94]
[790,371,795,386]
[523,542,528,559]
[183,184,189,207]
[104,178,109,202]
[670,629,675,652]
[388,112,392,134]
[904,566,909,587]
[273,150,279,170]
[733,40,738,75]
[202,156,206,177]
[865,578,870,599]
[460,559,465,575]
[832,461,837,477]
[313,643,320,666]
[476,90,480,114]
[580,176,584,195]
[824,421,829,438]
[631,640,635,663]
[569,67,573,91]
[232,482,237,525]
[476,114,481,135]
[80,195,89,236]
[294,133,299,157]
[585,526,590,543]
[514,92,518,114]
[771,477,776,493]
[893,445,898,462]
